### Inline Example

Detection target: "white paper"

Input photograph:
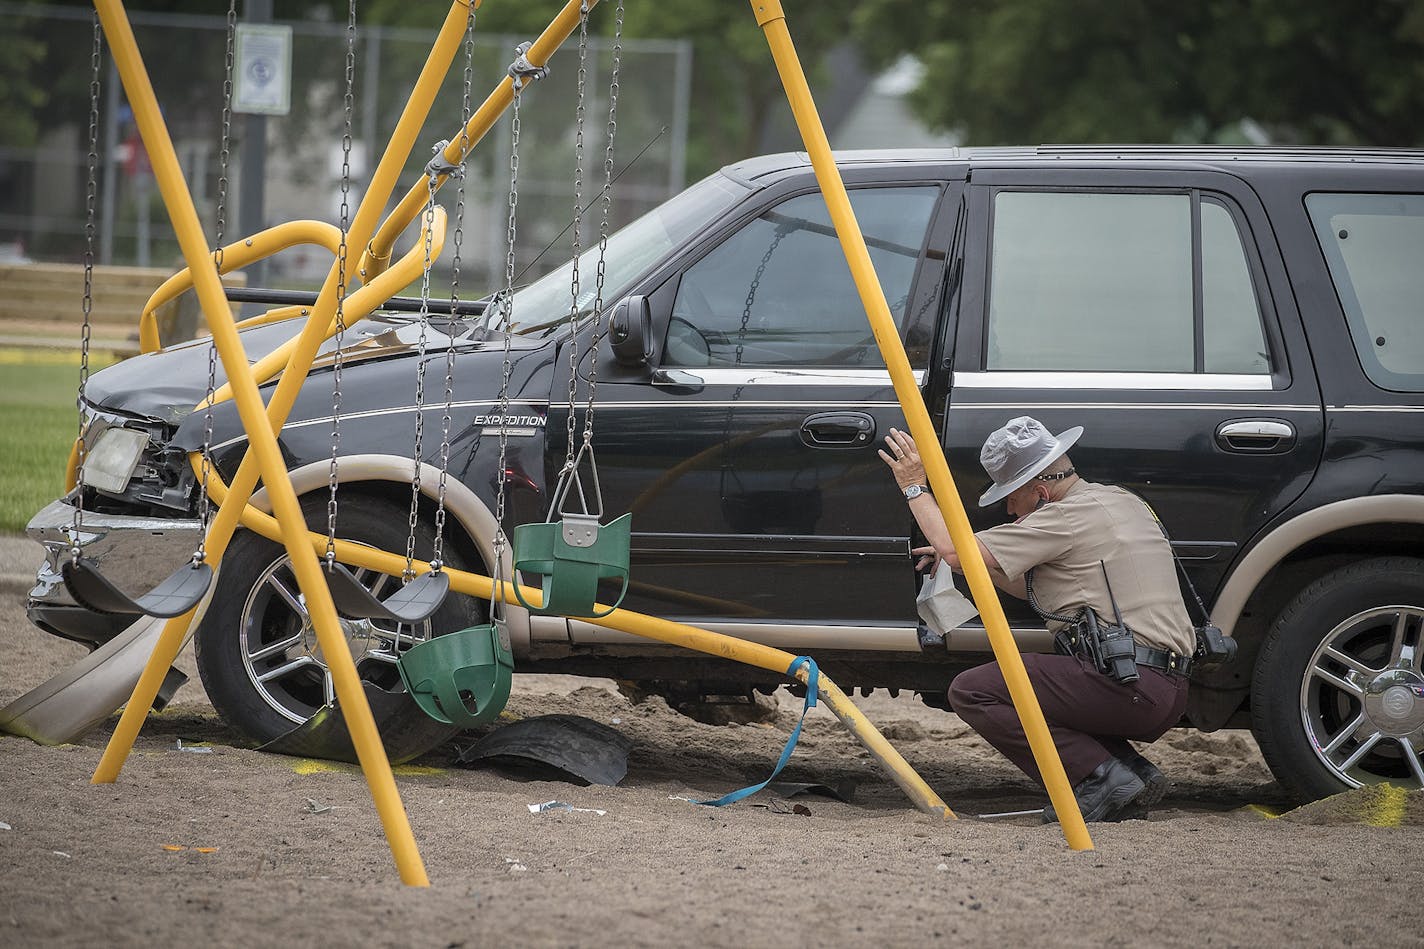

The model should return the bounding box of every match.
[916,567,978,636]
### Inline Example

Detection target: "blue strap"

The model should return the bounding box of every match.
[694,656,819,807]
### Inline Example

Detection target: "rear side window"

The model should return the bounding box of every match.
[1307,192,1424,392]
[986,190,1271,375]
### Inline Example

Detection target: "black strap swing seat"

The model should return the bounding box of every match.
[62,557,213,619]
[322,561,451,625]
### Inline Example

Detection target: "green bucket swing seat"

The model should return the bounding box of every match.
[512,511,631,618]
[397,622,514,728]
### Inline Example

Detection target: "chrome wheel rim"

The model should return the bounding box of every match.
[1300,605,1424,790]
[239,554,432,725]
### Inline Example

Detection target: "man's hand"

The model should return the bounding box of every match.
[878,427,927,489]
[913,544,959,574]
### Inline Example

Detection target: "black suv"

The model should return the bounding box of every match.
[24,146,1424,801]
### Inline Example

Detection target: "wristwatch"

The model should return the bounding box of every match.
[903,484,930,501]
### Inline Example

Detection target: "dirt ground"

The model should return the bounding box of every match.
[2,579,1421,947]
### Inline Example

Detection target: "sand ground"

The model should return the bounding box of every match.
[1,551,1420,947]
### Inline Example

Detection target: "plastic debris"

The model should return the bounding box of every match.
[162,844,185,852]
[528,800,606,816]
[174,739,213,754]
[162,845,219,853]
[0,821,11,831]
[304,798,333,814]
[457,714,632,786]
[504,857,529,873]
[53,851,71,858]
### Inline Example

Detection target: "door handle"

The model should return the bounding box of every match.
[801,412,875,448]
[1216,419,1296,453]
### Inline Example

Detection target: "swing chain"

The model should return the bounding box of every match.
[71,10,103,563]
[433,4,479,572]
[562,4,592,478]
[197,0,239,566]
[326,0,359,566]
[405,170,439,581]
[507,41,550,91]
[489,78,528,624]
[581,0,624,445]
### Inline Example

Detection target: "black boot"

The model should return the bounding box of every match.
[1042,758,1145,824]
[1120,750,1169,810]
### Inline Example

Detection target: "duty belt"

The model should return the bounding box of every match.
[1135,644,1192,678]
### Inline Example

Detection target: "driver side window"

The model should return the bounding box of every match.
[665,187,939,367]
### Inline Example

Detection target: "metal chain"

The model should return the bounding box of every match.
[196,0,238,565]
[71,10,103,561]
[580,0,623,445]
[326,0,358,564]
[561,3,592,479]
[432,3,478,572]
[491,71,531,619]
[404,170,439,582]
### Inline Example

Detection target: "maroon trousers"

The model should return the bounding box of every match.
[947,653,1190,786]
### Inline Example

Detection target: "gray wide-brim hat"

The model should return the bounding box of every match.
[977,416,1084,507]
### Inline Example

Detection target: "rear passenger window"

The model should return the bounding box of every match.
[665,187,938,368]
[1307,193,1424,392]
[986,190,1271,376]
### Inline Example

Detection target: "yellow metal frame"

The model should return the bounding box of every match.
[750,0,1092,850]
[82,0,1090,889]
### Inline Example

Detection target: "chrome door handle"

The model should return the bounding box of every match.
[1216,419,1296,453]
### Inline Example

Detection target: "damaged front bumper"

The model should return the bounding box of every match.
[26,497,203,647]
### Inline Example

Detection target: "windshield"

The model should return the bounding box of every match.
[492,172,749,337]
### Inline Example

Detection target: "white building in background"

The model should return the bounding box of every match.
[834,57,959,150]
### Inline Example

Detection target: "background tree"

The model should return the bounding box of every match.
[852,0,1424,146]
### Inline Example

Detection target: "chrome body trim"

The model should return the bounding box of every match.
[1212,494,1424,637]
[210,399,549,453]
[955,401,1319,413]
[564,618,1054,653]
[954,370,1275,391]
[675,367,926,387]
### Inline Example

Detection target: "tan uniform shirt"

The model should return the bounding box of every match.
[977,480,1196,657]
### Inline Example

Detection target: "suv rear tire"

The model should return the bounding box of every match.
[1251,557,1424,802]
[194,494,480,763]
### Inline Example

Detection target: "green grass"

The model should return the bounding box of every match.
[0,352,115,533]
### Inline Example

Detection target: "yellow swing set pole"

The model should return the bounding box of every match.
[92,0,476,791]
[749,0,1093,851]
[362,0,597,278]
[88,0,463,886]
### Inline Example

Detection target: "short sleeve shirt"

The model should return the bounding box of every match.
[976,481,1195,657]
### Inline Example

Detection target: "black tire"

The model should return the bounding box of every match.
[194,493,482,763]
[1251,556,1424,802]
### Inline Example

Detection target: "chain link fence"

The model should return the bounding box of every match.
[0,3,691,298]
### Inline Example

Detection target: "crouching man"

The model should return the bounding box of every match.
[880,416,1196,821]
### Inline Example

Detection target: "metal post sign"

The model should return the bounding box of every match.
[232,23,293,116]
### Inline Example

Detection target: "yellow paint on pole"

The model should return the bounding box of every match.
[749,0,1092,849]
[92,0,438,887]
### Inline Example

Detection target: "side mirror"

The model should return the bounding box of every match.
[609,295,653,367]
